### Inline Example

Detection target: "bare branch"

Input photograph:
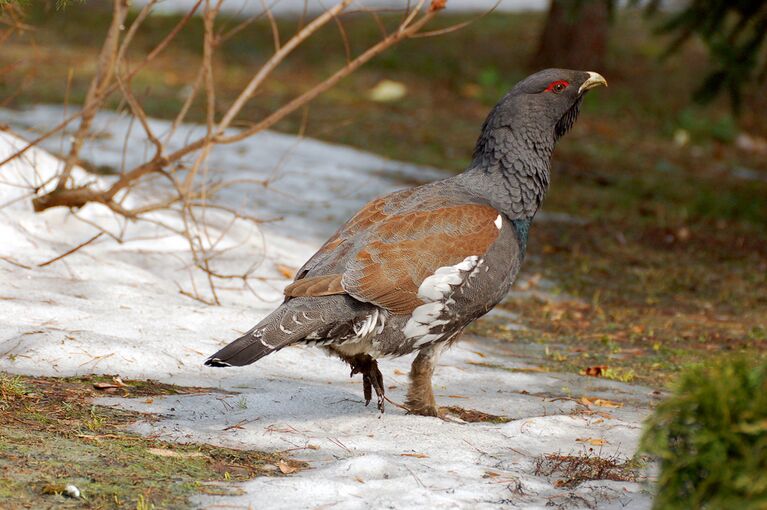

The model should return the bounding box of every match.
[0,1,202,171]
[12,0,449,304]
[55,0,129,192]
[215,0,354,134]
[37,232,104,268]
[219,5,441,145]
[261,0,281,52]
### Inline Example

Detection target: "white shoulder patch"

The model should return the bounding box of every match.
[494,214,503,230]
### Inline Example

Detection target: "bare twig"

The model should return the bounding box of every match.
[56,0,129,192]
[7,0,449,304]
[1,1,201,172]
[37,232,104,268]
[215,0,354,134]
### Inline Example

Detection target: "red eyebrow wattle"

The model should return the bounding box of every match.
[545,80,570,92]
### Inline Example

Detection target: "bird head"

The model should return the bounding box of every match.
[469,69,607,218]
[504,68,607,140]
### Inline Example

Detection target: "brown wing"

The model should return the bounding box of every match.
[283,192,501,314]
[344,204,501,314]
[287,188,418,286]
[284,274,344,297]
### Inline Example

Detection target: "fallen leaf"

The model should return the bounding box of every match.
[593,398,623,408]
[354,476,365,484]
[576,438,608,446]
[93,382,124,391]
[393,368,406,376]
[275,263,296,279]
[367,80,407,102]
[583,365,608,377]
[277,460,300,474]
[447,395,468,399]
[400,453,429,459]
[112,376,128,387]
[580,397,623,408]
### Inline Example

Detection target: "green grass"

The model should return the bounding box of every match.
[0,374,298,509]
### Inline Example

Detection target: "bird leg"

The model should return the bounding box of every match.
[405,344,443,417]
[347,354,385,413]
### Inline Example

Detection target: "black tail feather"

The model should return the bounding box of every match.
[205,324,292,367]
[204,295,375,368]
[204,298,328,368]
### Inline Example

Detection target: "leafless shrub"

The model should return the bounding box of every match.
[0,0,448,303]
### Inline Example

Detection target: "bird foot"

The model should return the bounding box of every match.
[403,404,463,423]
[348,354,385,413]
[405,403,440,417]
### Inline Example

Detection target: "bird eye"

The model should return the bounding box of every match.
[545,80,569,93]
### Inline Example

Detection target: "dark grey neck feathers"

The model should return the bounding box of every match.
[455,92,583,254]
[458,101,556,221]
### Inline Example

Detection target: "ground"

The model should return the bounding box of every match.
[0,4,765,509]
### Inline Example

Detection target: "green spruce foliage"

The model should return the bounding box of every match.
[641,357,767,509]
[644,0,767,109]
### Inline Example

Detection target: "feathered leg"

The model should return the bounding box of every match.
[405,344,444,417]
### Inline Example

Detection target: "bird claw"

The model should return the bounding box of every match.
[363,372,372,406]
[347,354,385,413]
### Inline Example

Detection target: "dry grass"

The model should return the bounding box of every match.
[533,450,642,488]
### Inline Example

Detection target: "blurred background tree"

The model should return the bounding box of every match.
[532,0,611,71]
[646,0,767,109]
[534,0,767,110]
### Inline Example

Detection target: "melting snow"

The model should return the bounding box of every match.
[0,106,652,509]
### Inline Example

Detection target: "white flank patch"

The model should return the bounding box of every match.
[416,255,479,302]
[494,214,503,230]
[403,256,480,345]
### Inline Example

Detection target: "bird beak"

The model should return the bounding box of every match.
[578,72,607,94]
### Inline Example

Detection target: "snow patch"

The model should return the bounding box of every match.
[0,107,652,509]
